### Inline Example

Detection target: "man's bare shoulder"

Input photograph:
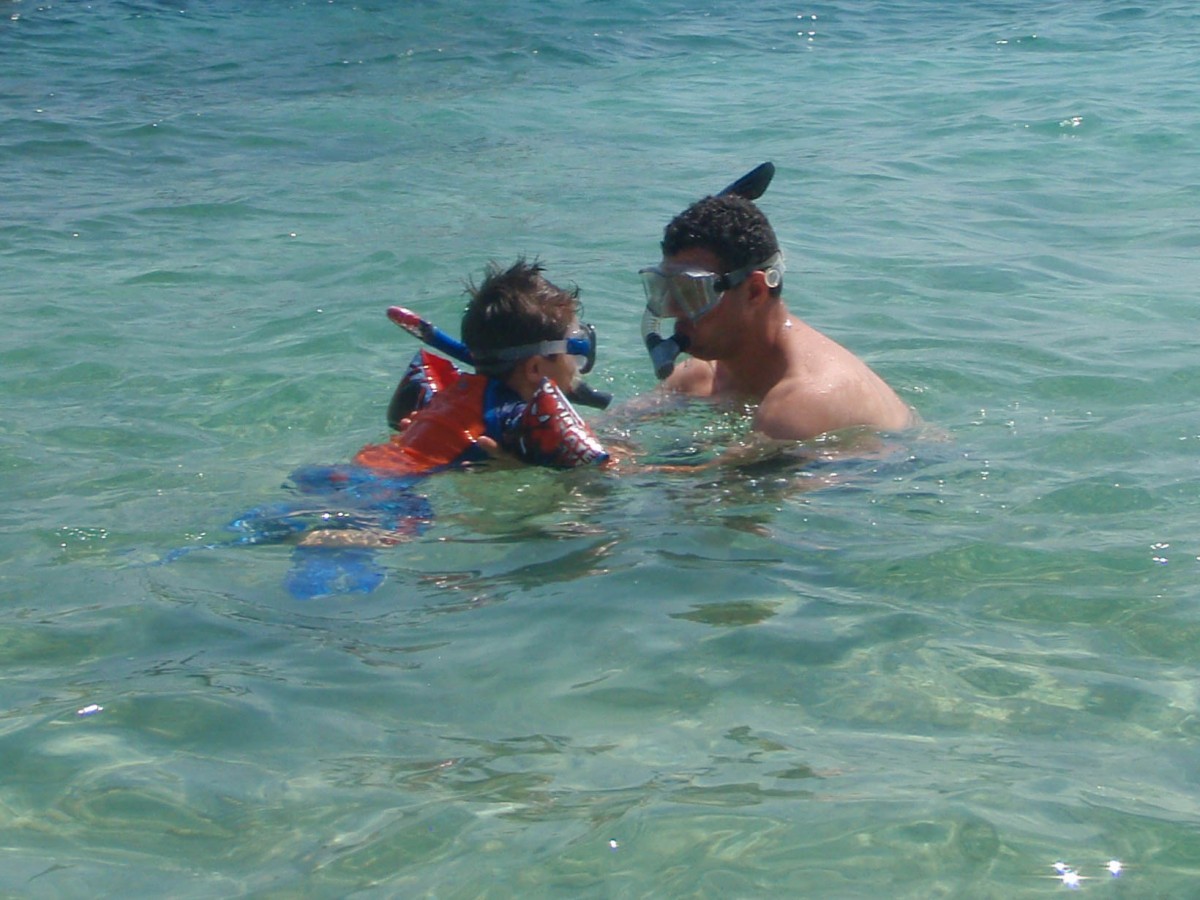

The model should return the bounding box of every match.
[754,370,912,441]
[662,357,717,396]
[753,377,848,441]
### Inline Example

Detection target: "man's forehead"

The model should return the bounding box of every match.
[664,246,723,272]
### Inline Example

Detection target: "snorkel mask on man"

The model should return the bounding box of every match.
[639,253,784,379]
[639,161,778,379]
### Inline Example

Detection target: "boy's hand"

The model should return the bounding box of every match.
[474,435,522,469]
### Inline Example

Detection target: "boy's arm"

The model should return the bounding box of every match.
[510,378,608,468]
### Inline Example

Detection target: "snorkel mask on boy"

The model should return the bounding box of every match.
[471,322,612,410]
[472,322,597,377]
[639,253,784,379]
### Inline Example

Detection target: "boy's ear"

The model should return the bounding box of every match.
[525,356,550,379]
[519,356,539,378]
[509,356,543,390]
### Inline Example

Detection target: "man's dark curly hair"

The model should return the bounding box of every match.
[661,194,782,295]
[460,258,580,372]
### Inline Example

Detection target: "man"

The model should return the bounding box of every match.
[640,193,912,441]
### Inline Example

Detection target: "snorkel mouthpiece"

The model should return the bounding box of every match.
[646,332,689,380]
[641,308,689,380]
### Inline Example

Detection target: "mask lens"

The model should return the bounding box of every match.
[671,275,721,319]
[639,268,722,320]
[640,270,672,317]
[564,323,596,374]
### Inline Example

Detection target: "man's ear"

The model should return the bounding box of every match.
[746,269,773,304]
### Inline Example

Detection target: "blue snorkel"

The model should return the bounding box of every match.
[385,306,613,423]
[642,161,776,380]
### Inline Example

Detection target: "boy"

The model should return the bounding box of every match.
[354,257,608,473]
[180,259,606,600]
[259,259,607,597]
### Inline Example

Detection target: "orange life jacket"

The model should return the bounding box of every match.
[354,350,607,475]
[353,372,491,475]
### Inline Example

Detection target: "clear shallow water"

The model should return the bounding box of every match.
[4,1,1200,895]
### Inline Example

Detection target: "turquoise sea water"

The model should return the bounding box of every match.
[4,1,1200,895]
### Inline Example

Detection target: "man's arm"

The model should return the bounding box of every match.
[661,357,716,396]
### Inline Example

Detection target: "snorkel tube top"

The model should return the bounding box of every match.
[357,350,608,475]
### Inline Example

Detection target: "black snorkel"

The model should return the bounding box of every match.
[642,309,690,380]
[384,306,612,428]
[563,379,612,410]
[642,161,776,380]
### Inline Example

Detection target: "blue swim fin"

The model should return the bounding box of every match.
[284,546,386,600]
